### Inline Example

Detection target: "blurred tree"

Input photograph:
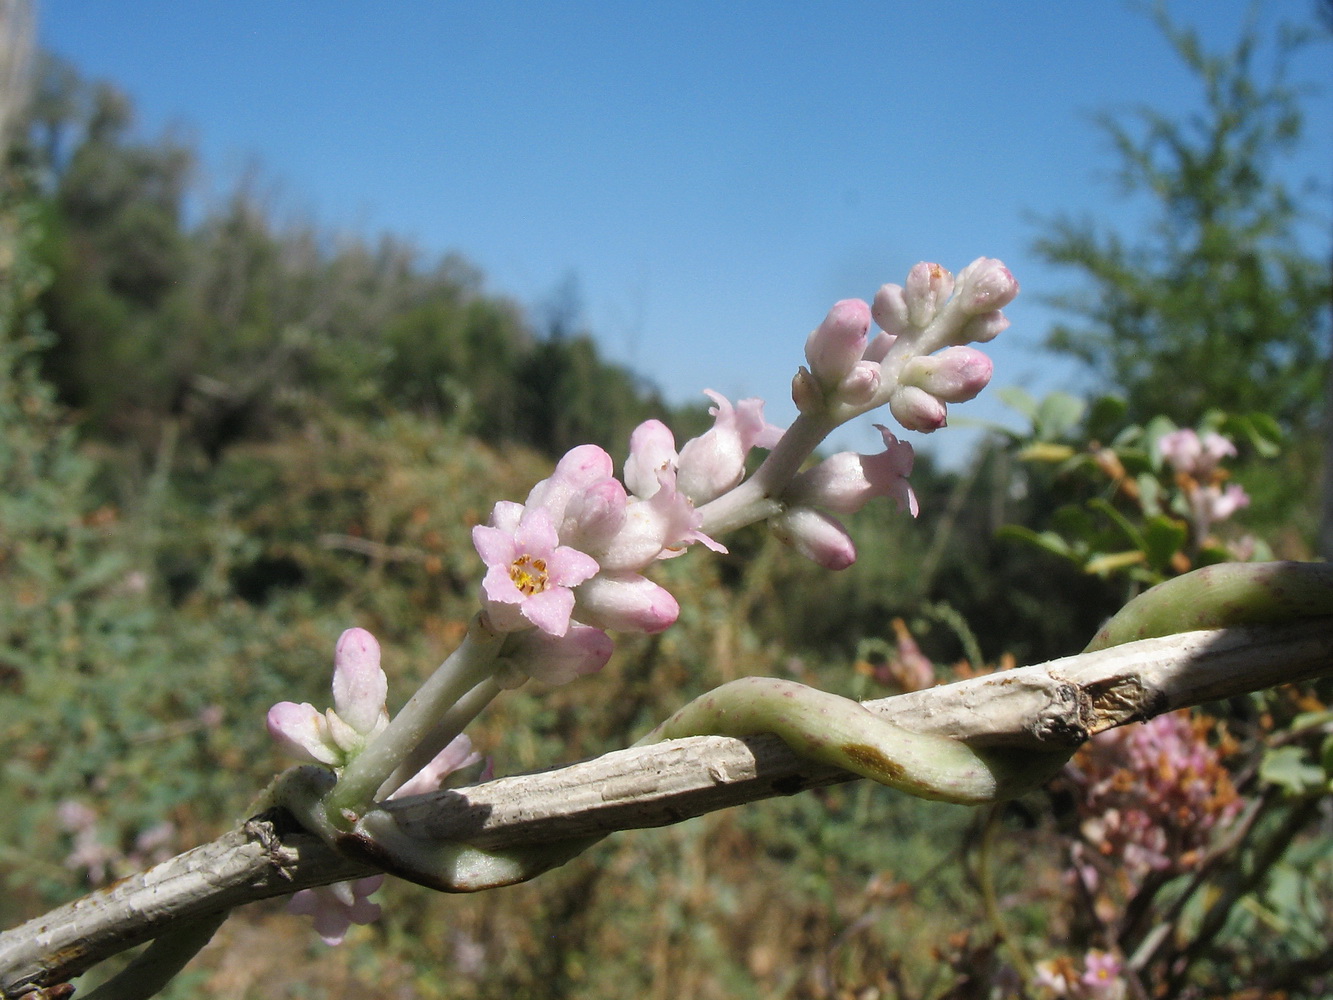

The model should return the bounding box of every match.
[16,56,193,431]
[1036,7,1330,434]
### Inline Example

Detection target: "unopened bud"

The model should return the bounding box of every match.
[889,386,948,433]
[805,298,871,388]
[769,507,857,570]
[954,258,1018,315]
[836,361,882,407]
[904,262,955,328]
[792,366,825,415]
[863,331,896,363]
[959,310,1010,344]
[871,283,912,338]
[899,347,992,403]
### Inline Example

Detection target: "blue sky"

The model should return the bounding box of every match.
[37,2,1333,464]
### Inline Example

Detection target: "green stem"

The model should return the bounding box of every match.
[377,677,503,799]
[695,413,835,537]
[978,804,1035,986]
[327,615,503,823]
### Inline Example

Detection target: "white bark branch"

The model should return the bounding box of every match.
[3,619,1330,996]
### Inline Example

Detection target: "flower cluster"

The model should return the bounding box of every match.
[1033,950,1126,999]
[471,395,782,681]
[1064,711,1242,889]
[1158,428,1250,542]
[56,801,176,888]
[796,258,1015,426]
[263,259,1018,944]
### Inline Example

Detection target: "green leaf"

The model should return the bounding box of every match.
[1034,392,1086,440]
[1259,745,1328,795]
[1085,395,1128,442]
[995,385,1039,421]
[1141,515,1188,573]
[996,525,1079,562]
[1084,550,1147,576]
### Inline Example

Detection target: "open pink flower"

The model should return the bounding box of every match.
[674,390,784,505]
[786,425,917,518]
[473,505,599,636]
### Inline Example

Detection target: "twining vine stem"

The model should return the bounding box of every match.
[2,618,1331,997]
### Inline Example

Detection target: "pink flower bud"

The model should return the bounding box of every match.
[501,624,614,685]
[525,444,616,528]
[835,361,882,406]
[862,331,896,363]
[804,298,871,388]
[904,262,955,328]
[871,283,912,338]
[331,628,388,737]
[954,257,1018,315]
[899,346,993,403]
[769,507,857,570]
[889,385,948,433]
[576,571,680,633]
[959,310,1009,344]
[266,701,340,766]
[791,366,824,414]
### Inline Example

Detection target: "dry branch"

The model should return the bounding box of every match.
[2,618,1331,996]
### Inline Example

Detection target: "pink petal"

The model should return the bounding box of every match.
[472,523,518,567]
[267,701,339,766]
[520,586,577,636]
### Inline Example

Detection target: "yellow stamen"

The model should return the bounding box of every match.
[510,554,549,596]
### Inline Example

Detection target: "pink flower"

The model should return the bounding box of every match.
[786,425,918,517]
[1079,951,1125,999]
[473,505,600,636]
[288,876,385,946]
[674,391,784,505]
[388,734,483,800]
[1067,711,1242,886]
[1158,428,1236,480]
[267,628,390,767]
[1194,482,1250,526]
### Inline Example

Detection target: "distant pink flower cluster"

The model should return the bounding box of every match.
[1066,711,1242,888]
[1158,428,1249,541]
[472,394,783,680]
[1033,950,1126,999]
[56,800,175,888]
